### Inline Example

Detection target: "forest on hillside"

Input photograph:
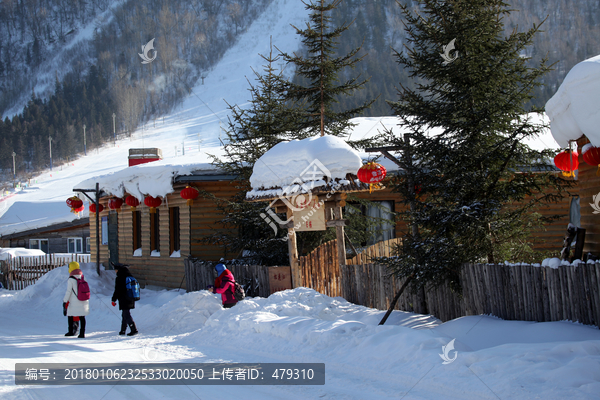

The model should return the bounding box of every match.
[0,0,599,178]
[0,0,273,176]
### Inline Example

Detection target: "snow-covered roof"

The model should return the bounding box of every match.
[73,155,224,201]
[545,54,600,147]
[246,135,366,199]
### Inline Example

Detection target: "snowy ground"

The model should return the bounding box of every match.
[1,263,599,399]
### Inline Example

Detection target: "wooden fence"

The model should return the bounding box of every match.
[299,240,341,297]
[0,254,91,290]
[336,262,600,327]
[297,239,600,327]
[184,257,274,298]
[347,237,402,265]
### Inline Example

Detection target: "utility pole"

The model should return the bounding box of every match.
[12,151,16,179]
[182,140,185,156]
[48,136,53,170]
[112,113,116,146]
[83,124,87,155]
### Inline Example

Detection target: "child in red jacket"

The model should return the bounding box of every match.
[209,263,238,308]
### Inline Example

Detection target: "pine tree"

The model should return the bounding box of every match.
[280,0,374,137]
[206,45,297,265]
[377,0,573,301]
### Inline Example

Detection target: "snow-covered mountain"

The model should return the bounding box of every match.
[0,0,310,235]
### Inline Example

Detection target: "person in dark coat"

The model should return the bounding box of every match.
[209,263,238,308]
[110,263,138,336]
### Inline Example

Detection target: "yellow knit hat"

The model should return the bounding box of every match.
[68,261,80,273]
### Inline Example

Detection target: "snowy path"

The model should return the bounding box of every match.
[1,263,600,399]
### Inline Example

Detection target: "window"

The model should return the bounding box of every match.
[68,237,83,253]
[150,210,160,252]
[101,216,108,245]
[366,201,395,245]
[169,207,180,255]
[30,239,49,253]
[570,196,580,228]
[86,237,91,253]
[132,211,142,251]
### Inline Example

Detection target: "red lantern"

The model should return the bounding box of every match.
[125,195,141,211]
[357,162,387,192]
[66,196,83,211]
[108,197,124,212]
[180,186,199,206]
[144,195,162,213]
[357,162,387,184]
[554,150,579,177]
[89,203,104,213]
[582,144,600,176]
[73,205,84,213]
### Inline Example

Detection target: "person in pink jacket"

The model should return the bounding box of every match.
[209,263,238,308]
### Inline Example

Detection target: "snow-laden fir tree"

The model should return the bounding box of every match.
[376,0,573,308]
[207,44,390,263]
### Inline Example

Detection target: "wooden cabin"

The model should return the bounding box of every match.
[0,218,90,254]
[89,172,237,288]
[86,162,578,290]
[577,136,600,255]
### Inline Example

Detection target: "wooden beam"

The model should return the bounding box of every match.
[365,146,403,152]
[365,146,403,168]
[326,219,348,227]
[286,207,301,288]
[332,206,346,268]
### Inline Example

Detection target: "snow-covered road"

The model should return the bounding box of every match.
[1,263,599,399]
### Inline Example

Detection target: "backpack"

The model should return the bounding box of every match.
[125,276,141,301]
[223,276,245,302]
[70,276,91,301]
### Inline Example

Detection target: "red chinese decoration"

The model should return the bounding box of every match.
[66,196,83,213]
[89,203,104,213]
[180,186,199,206]
[582,144,600,176]
[357,162,387,192]
[108,197,124,212]
[73,205,85,213]
[144,195,162,213]
[554,150,579,177]
[125,195,141,211]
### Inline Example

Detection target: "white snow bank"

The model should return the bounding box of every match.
[546,54,600,147]
[248,135,363,193]
[0,247,46,260]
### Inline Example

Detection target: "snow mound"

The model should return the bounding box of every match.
[546,54,600,147]
[0,247,46,261]
[248,135,362,193]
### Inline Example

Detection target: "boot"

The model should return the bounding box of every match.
[119,321,127,335]
[65,316,78,336]
[127,322,138,336]
[78,317,86,338]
